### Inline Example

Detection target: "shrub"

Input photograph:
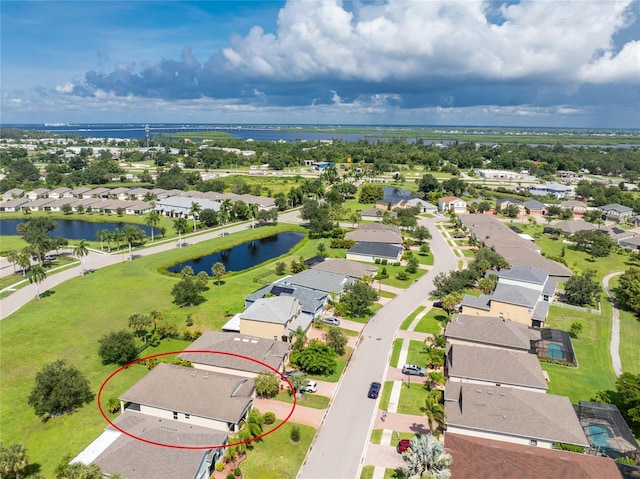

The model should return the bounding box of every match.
[553,443,585,453]
[275,261,287,275]
[146,357,160,370]
[234,467,242,476]
[396,271,409,280]
[106,397,120,414]
[185,314,194,327]
[262,411,276,425]
[381,259,388,265]
[374,258,381,264]
[330,238,355,249]
[227,474,235,479]
[216,461,225,472]
[182,329,202,341]
[156,322,179,339]
[290,425,301,442]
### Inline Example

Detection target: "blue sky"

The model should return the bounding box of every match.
[2,0,639,128]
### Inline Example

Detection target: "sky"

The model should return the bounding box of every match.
[1,0,639,128]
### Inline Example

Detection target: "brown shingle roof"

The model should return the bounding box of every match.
[310,258,378,279]
[179,332,290,374]
[445,314,541,351]
[445,382,589,446]
[120,363,254,423]
[445,433,622,479]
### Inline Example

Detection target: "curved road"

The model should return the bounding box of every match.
[297,217,458,479]
[602,271,624,376]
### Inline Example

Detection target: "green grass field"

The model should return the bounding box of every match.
[399,306,426,331]
[240,421,315,479]
[412,308,446,335]
[390,339,402,367]
[541,303,616,403]
[397,382,430,416]
[405,340,430,368]
[275,391,331,409]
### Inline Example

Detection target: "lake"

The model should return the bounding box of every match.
[0,219,153,240]
[168,231,305,275]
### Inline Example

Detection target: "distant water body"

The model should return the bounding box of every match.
[3,123,637,147]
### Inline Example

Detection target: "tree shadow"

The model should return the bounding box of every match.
[24,463,42,476]
[408,422,431,435]
[41,290,56,298]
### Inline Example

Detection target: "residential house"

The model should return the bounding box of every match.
[26,188,50,200]
[243,282,328,328]
[444,382,589,449]
[83,187,111,199]
[125,201,154,215]
[1,188,24,200]
[438,196,467,214]
[45,198,76,212]
[460,214,573,282]
[309,257,378,280]
[546,219,599,236]
[179,332,291,378]
[155,195,220,218]
[239,296,306,342]
[476,169,524,180]
[71,186,92,198]
[445,433,622,479]
[495,198,524,213]
[522,199,547,217]
[0,197,29,212]
[599,203,634,223]
[280,269,353,296]
[445,343,548,392]
[47,187,72,199]
[402,198,438,213]
[109,187,131,200]
[23,198,54,211]
[619,235,640,252]
[445,314,541,352]
[359,207,397,222]
[529,182,573,199]
[345,223,403,245]
[561,199,587,217]
[129,187,152,201]
[346,242,403,263]
[118,363,254,433]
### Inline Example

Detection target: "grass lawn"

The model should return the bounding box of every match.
[378,265,427,289]
[541,303,616,403]
[415,252,434,266]
[240,420,315,479]
[378,290,398,299]
[360,466,375,479]
[307,346,352,383]
[400,306,426,331]
[412,308,446,335]
[274,391,330,409]
[310,323,359,337]
[405,340,430,368]
[461,248,476,257]
[343,303,382,324]
[606,276,640,373]
[397,382,430,416]
[390,339,402,367]
[379,381,394,411]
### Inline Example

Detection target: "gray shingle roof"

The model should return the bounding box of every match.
[241,296,299,324]
[532,301,550,322]
[523,199,546,209]
[495,265,549,285]
[282,269,351,294]
[460,294,491,311]
[347,242,403,259]
[446,343,548,390]
[310,258,378,279]
[345,228,403,244]
[491,283,541,308]
[445,382,589,446]
[119,363,254,424]
[445,314,541,350]
[93,411,227,479]
[600,203,633,214]
[179,332,290,374]
[245,284,326,315]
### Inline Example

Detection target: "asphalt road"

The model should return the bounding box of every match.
[297,217,458,479]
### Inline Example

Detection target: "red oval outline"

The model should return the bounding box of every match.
[97,349,296,450]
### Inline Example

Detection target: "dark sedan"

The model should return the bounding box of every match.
[368,381,381,399]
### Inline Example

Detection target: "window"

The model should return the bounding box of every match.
[173,411,178,420]
[498,312,504,319]
[529,439,537,446]
[185,414,190,420]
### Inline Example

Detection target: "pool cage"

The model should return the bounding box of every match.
[530,328,576,366]
[575,401,640,461]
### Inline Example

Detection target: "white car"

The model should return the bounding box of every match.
[300,380,318,393]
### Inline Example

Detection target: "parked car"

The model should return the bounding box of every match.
[368,381,381,399]
[402,364,426,376]
[397,439,411,453]
[300,380,317,393]
[323,317,340,326]
[282,370,300,379]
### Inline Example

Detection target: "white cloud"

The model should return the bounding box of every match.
[579,40,640,83]
[220,0,638,83]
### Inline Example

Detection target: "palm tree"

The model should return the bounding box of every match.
[17,253,30,277]
[72,240,89,276]
[401,434,452,479]
[27,264,47,300]
[144,210,161,242]
[291,326,306,352]
[128,313,151,342]
[94,228,110,251]
[212,261,226,286]
[112,228,124,250]
[7,251,19,274]
[149,309,164,333]
[248,203,259,221]
[423,392,446,433]
[122,225,145,261]
[0,442,29,479]
[189,202,201,231]
[219,199,233,225]
[429,333,447,349]
[173,218,189,248]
